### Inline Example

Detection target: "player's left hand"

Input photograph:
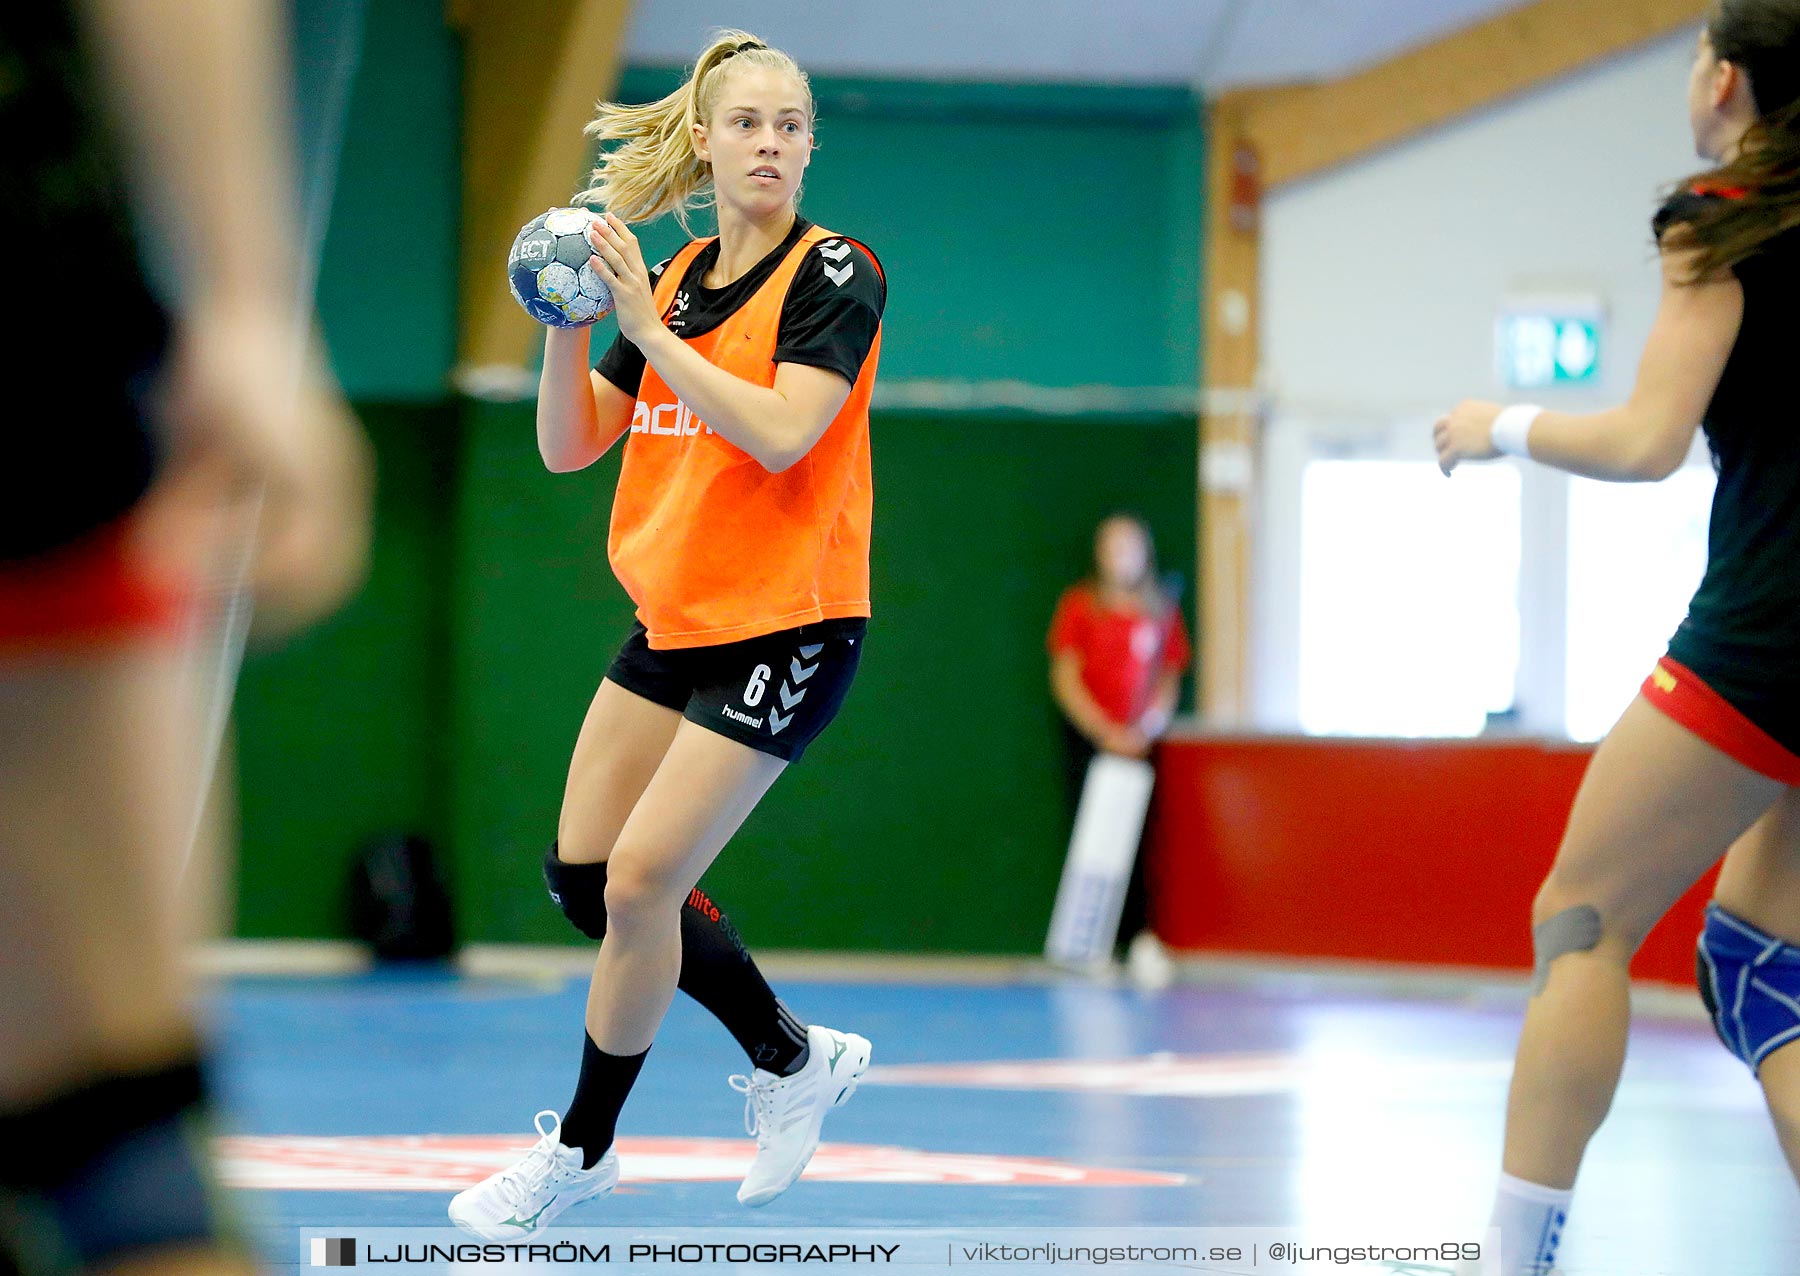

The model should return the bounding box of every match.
[1433,399,1503,475]
[587,212,657,344]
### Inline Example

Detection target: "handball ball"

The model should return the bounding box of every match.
[508,207,614,328]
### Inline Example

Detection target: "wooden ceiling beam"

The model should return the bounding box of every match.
[1242,0,1711,190]
[456,0,633,386]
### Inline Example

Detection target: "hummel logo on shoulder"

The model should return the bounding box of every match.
[822,261,854,287]
[819,241,851,261]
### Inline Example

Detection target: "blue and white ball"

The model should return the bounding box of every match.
[507,207,614,328]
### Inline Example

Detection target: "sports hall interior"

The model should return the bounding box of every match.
[201,2,1795,1272]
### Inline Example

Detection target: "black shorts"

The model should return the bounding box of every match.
[604,618,866,763]
[1665,628,1800,758]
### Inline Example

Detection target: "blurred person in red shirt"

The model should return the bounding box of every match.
[1047,514,1191,956]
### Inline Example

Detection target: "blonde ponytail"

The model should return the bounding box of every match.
[576,30,812,230]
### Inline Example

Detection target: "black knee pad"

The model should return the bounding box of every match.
[0,1059,237,1268]
[544,841,609,940]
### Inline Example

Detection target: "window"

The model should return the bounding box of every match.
[1564,467,1715,740]
[1297,460,1522,737]
[1260,415,1719,742]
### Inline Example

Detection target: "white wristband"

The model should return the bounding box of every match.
[1491,404,1543,459]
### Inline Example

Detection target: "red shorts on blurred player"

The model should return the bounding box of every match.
[1641,656,1800,785]
[0,518,190,658]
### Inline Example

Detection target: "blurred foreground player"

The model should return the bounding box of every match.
[1435,4,1800,1270]
[449,30,884,1238]
[0,3,369,1273]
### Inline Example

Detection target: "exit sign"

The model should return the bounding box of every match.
[1497,301,1603,389]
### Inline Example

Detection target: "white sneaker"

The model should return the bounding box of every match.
[730,1024,872,1207]
[1124,931,1175,989]
[447,1110,618,1240]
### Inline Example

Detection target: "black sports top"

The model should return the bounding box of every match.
[0,4,168,559]
[1657,189,1800,735]
[594,216,884,396]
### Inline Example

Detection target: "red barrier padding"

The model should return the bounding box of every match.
[1145,735,1720,985]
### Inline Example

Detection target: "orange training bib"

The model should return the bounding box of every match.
[607,225,881,649]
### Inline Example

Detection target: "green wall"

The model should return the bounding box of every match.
[598,72,1204,394]
[302,17,1202,398]
[309,0,461,400]
[235,16,1207,950]
[443,405,1197,951]
[236,406,1197,951]
[234,404,458,935]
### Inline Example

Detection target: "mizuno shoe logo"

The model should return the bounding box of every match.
[501,1197,555,1230]
[828,1034,848,1070]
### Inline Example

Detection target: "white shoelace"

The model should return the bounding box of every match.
[728,1074,778,1144]
[496,1110,568,1209]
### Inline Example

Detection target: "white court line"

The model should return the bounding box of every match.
[185,940,1709,1018]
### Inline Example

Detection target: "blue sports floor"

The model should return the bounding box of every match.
[210,963,1799,1274]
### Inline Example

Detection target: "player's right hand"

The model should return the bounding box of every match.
[154,304,373,640]
[1433,399,1503,475]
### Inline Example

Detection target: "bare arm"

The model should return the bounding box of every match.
[1139,669,1181,740]
[634,329,852,473]
[1435,245,1742,482]
[1051,651,1117,746]
[77,0,372,635]
[537,327,636,472]
[78,0,299,315]
[587,213,853,473]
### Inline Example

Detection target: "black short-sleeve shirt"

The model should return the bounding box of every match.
[2,6,169,559]
[594,216,885,396]
[1655,188,1800,743]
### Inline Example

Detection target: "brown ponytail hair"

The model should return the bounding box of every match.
[1671,0,1800,278]
[575,30,812,230]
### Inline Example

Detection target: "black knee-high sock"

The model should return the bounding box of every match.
[559,1036,648,1169]
[546,847,810,1077]
[679,883,811,1076]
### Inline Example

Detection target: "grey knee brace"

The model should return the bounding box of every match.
[1531,904,1602,994]
[544,842,608,940]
